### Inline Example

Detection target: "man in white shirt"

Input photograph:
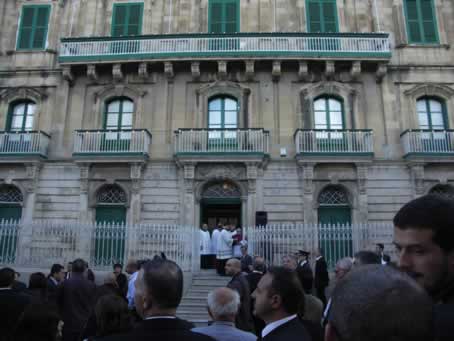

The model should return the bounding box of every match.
[200,224,212,269]
[252,266,311,341]
[125,258,139,309]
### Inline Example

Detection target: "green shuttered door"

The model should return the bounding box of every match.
[307,0,338,33]
[112,3,143,37]
[95,207,126,266]
[404,0,438,44]
[17,5,50,50]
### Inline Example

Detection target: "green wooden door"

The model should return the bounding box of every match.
[318,206,351,269]
[0,205,21,263]
[95,206,126,267]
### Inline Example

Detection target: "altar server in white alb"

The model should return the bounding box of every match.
[212,223,223,274]
[200,224,212,269]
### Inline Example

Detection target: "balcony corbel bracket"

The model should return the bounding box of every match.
[218,61,227,80]
[298,61,309,82]
[164,62,174,80]
[350,61,361,80]
[138,62,149,79]
[376,63,387,83]
[325,61,335,80]
[87,64,98,82]
[62,66,74,84]
[272,61,281,82]
[245,60,255,81]
[112,64,123,82]
[191,62,200,81]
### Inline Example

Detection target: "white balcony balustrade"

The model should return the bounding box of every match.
[0,131,50,158]
[295,129,374,155]
[73,129,151,157]
[401,130,454,156]
[59,33,391,63]
[174,129,269,155]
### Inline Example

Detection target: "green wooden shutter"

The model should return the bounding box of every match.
[307,2,322,33]
[209,0,239,33]
[322,1,338,33]
[17,5,50,50]
[112,3,143,37]
[420,0,437,43]
[224,2,238,33]
[406,0,422,43]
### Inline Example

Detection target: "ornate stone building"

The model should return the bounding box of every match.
[0,0,453,231]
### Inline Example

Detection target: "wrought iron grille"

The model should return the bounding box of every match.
[319,187,349,205]
[0,185,23,203]
[97,185,127,204]
[429,185,454,200]
[202,182,241,199]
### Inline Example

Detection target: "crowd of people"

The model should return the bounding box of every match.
[0,193,453,341]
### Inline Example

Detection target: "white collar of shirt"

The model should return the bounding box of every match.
[144,316,176,320]
[316,256,323,261]
[300,260,307,266]
[50,277,58,286]
[0,287,11,290]
[129,271,138,281]
[262,314,297,338]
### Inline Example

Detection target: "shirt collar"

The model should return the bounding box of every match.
[211,321,235,327]
[0,287,12,291]
[144,316,176,320]
[262,314,297,338]
[316,256,323,261]
[50,277,58,285]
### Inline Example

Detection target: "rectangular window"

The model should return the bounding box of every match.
[404,0,438,44]
[208,0,239,33]
[306,0,338,33]
[17,5,51,50]
[112,2,144,37]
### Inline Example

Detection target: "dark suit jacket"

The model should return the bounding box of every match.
[116,273,128,298]
[0,289,31,340]
[296,261,313,294]
[241,254,253,273]
[100,318,215,341]
[314,257,329,289]
[246,271,263,294]
[228,273,254,332]
[263,317,312,341]
[57,272,96,333]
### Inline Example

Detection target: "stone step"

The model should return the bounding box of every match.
[192,279,230,286]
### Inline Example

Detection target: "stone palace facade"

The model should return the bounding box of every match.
[0,0,453,231]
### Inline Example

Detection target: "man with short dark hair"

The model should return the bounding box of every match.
[314,248,329,306]
[324,265,434,341]
[225,258,253,332]
[252,267,311,340]
[113,263,128,298]
[296,250,313,294]
[353,250,381,267]
[47,264,65,304]
[102,258,213,340]
[57,258,96,341]
[393,194,454,340]
[375,243,390,265]
[0,267,31,340]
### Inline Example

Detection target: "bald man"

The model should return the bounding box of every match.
[225,258,254,332]
[192,288,256,341]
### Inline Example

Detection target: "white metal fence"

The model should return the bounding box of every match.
[295,129,374,154]
[60,34,391,61]
[73,129,151,155]
[401,130,454,155]
[0,131,50,157]
[175,129,270,154]
[245,223,394,269]
[0,221,199,272]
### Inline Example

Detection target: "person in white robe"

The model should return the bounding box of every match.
[200,224,212,269]
[213,223,223,274]
[217,224,236,276]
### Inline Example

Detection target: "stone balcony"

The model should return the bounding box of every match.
[294,129,374,163]
[72,129,151,163]
[401,129,454,162]
[0,131,50,162]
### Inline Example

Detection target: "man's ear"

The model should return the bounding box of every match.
[325,323,339,341]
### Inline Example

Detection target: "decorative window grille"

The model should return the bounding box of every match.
[202,182,241,199]
[319,186,349,206]
[97,185,127,204]
[429,185,454,200]
[0,185,23,203]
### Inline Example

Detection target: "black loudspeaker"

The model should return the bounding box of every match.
[255,211,268,227]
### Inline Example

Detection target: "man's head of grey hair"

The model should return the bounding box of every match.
[327,265,433,341]
[336,257,353,271]
[207,287,240,321]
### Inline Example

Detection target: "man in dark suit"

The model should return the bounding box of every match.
[252,266,311,341]
[57,258,96,341]
[47,263,65,305]
[101,257,213,341]
[0,267,31,340]
[226,258,254,332]
[296,250,313,294]
[113,263,128,298]
[314,249,329,306]
[246,256,266,336]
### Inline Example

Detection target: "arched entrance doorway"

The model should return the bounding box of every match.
[201,181,242,229]
[94,184,127,267]
[317,185,352,269]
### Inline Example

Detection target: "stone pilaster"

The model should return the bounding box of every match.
[183,163,196,226]
[356,163,369,222]
[78,163,90,221]
[409,163,425,197]
[299,162,316,223]
[130,163,145,224]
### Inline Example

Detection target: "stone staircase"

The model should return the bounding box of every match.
[177,269,230,325]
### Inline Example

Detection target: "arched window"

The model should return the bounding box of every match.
[96,184,127,205]
[429,185,454,200]
[6,101,36,132]
[417,97,447,130]
[208,96,238,130]
[104,98,134,131]
[314,97,344,130]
